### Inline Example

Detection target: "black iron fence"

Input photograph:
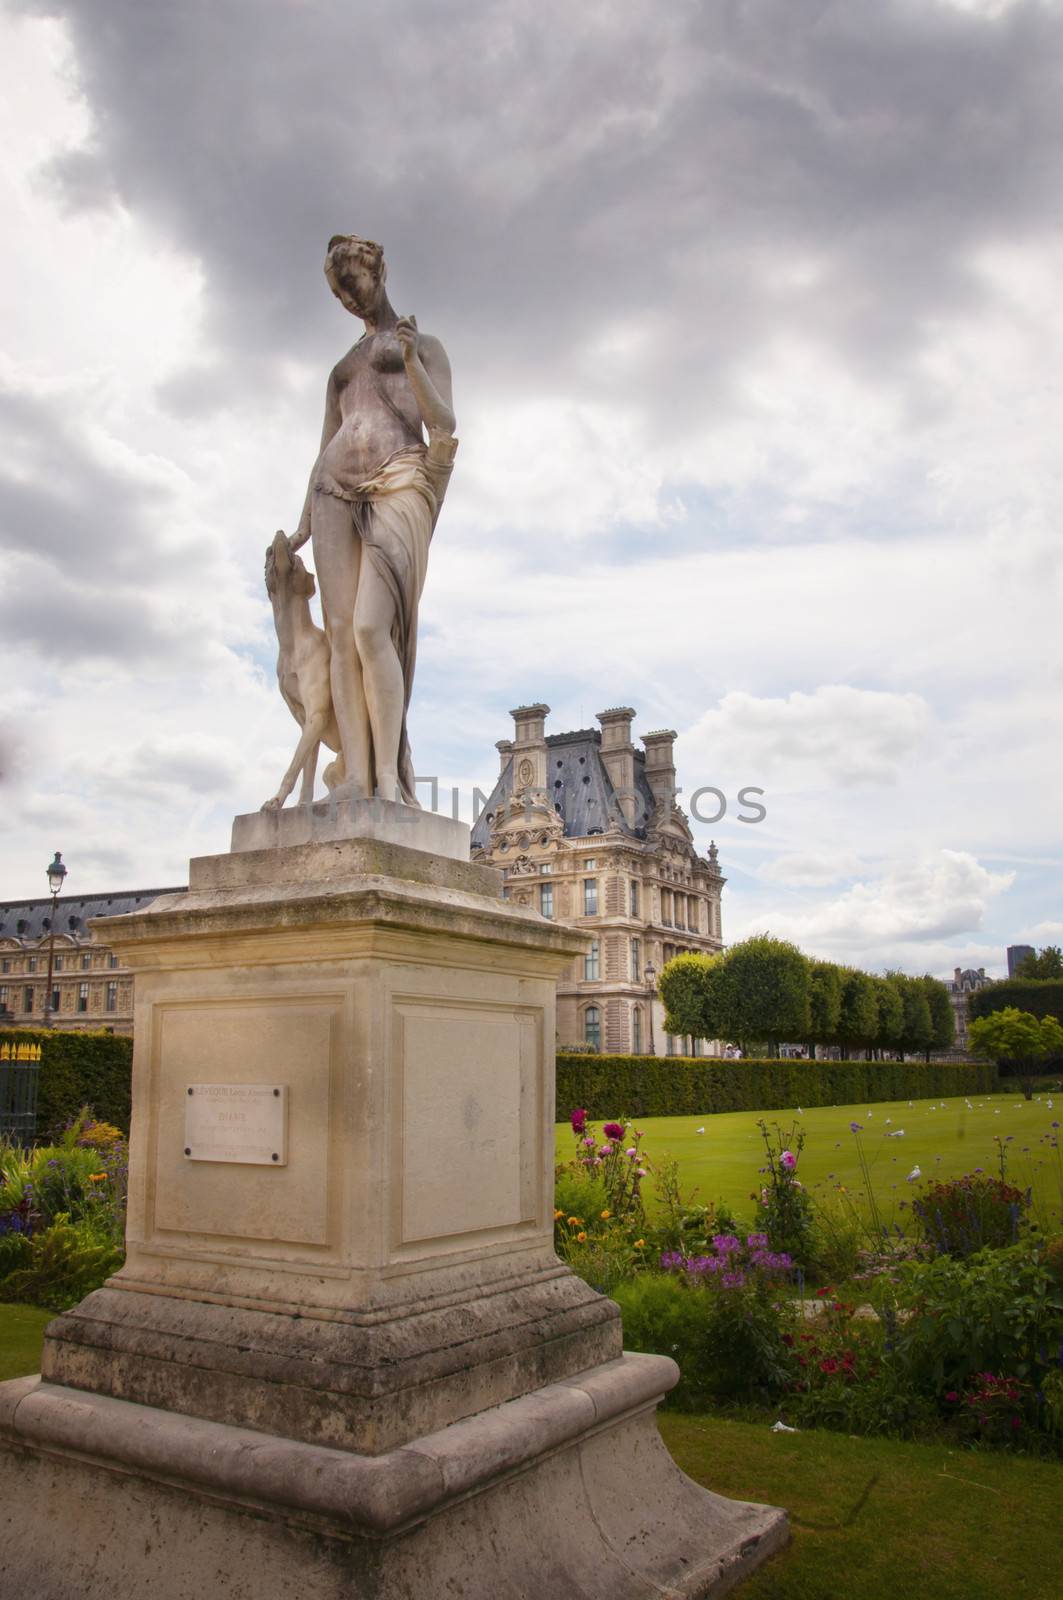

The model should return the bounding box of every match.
[0,1042,41,1140]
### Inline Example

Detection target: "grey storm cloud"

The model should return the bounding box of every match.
[13,0,1063,436]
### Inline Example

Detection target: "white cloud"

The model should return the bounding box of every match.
[0,0,1059,984]
[681,687,930,791]
[751,850,1015,957]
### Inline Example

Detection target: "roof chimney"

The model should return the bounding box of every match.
[508,704,549,794]
[596,707,637,823]
[642,728,678,808]
[495,738,513,776]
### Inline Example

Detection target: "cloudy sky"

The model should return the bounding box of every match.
[0,0,1059,977]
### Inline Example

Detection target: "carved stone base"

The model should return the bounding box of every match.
[0,1356,787,1600]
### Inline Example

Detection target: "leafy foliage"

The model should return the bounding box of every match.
[0,1216,123,1312]
[912,1173,1028,1258]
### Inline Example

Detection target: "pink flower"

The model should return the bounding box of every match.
[583,1136,596,1148]
[570,1108,587,1133]
[626,1147,638,1158]
[602,1122,625,1140]
[780,1150,797,1171]
[599,1144,614,1157]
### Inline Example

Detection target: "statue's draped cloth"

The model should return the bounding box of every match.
[314,433,457,805]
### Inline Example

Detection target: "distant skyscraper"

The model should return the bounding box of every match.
[1007,944,1035,978]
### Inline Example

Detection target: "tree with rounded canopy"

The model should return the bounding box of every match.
[968,1006,1063,1099]
[806,961,843,1057]
[837,968,878,1057]
[872,976,904,1058]
[712,935,810,1056]
[920,973,955,1059]
[888,972,933,1058]
[658,953,722,1044]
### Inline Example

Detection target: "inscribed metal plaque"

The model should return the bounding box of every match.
[183,1084,288,1166]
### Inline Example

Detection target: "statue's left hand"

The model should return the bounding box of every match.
[396,315,419,365]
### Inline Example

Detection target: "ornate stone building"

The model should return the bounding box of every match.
[945,965,991,1056]
[0,888,181,1037]
[471,705,725,1055]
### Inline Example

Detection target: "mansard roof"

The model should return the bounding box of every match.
[471,727,658,851]
[0,888,183,944]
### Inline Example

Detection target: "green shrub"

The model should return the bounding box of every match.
[555,1053,997,1121]
[612,1266,797,1408]
[893,1242,1063,1394]
[0,1215,123,1312]
[0,1029,133,1138]
[0,1231,32,1277]
[912,1173,1028,1258]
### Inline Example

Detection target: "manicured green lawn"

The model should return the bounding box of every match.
[0,1302,52,1381]
[662,1412,1063,1600]
[556,1093,1063,1230]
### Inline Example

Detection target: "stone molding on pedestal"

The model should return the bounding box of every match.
[0,818,788,1597]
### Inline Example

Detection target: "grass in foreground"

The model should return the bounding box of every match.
[0,1302,52,1381]
[556,1093,1063,1228]
[662,1412,1063,1600]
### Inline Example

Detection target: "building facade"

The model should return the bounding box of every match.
[0,888,181,1037]
[945,965,992,1055]
[1007,945,1035,978]
[471,705,725,1055]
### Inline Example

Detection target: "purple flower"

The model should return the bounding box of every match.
[582,1136,596,1148]
[850,1122,863,1133]
[570,1108,587,1133]
[626,1147,637,1158]
[712,1234,741,1254]
[746,1233,769,1248]
[722,1271,747,1289]
[602,1121,625,1141]
[780,1150,797,1171]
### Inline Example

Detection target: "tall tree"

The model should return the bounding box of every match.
[921,974,955,1059]
[836,968,878,1058]
[658,953,721,1043]
[713,936,811,1056]
[886,972,933,1058]
[807,961,842,1058]
[872,976,904,1058]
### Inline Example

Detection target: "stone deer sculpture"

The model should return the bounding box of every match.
[261,531,344,810]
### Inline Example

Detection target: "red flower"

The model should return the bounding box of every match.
[819,1357,840,1375]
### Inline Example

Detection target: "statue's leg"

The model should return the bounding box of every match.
[298,741,320,804]
[311,492,372,797]
[353,558,404,803]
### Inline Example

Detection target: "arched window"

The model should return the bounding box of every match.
[584,1005,601,1052]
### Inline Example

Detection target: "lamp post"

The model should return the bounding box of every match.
[645,960,657,1057]
[42,852,67,1029]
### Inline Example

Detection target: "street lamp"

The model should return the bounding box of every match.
[43,852,67,1029]
[644,960,657,1057]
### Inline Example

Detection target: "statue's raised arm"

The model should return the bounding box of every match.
[272,235,457,810]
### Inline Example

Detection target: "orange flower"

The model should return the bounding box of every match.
[88,1173,108,1183]
[576,1231,587,1243]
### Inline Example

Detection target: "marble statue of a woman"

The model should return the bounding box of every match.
[283,234,457,807]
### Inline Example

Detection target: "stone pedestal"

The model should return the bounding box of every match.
[0,809,786,1597]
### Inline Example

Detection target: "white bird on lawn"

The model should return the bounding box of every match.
[696,1127,705,1135]
[908,1165,921,1181]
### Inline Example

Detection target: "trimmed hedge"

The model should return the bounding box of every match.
[0,1029,133,1139]
[968,979,1063,1026]
[555,1052,998,1122]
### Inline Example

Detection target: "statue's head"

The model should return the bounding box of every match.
[265,531,316,600]
[325,234,386,317]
